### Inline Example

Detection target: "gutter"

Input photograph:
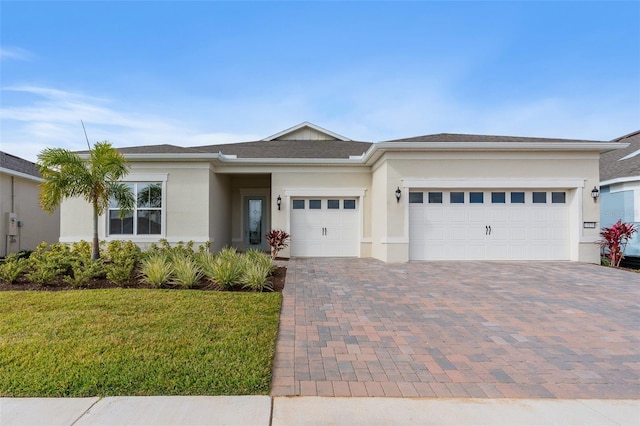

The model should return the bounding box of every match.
[0,167,43,183]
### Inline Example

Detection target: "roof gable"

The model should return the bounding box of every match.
[262,122,351,141]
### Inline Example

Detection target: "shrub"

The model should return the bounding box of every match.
[104,240,141,285]
[64,259,105,288]
[139,252,173,288]
[207,247,244,290]
[245,248,277,273]
[25,242,73,285]
[600,220,638,267]
[0,254,28,284]
[266,229,290,260]
[242,261,273,292]
[171,255,203,288]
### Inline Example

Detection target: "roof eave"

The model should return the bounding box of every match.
[600,176,640,186]
[0,167,43,182]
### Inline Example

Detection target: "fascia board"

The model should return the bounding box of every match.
[362,141,630,164]
[215,157,367,166]
[600,176,640,186]
[77,153,219,161]
[0,167,43,182]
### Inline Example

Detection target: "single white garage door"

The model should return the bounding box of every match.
[290,198,359,257]
[409,190,570,261]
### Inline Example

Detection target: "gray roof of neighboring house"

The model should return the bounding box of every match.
[0,151,41,178]
[600,130,640,182]
[385,133,603,143]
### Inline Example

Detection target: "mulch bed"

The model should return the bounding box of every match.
[0,266,286,292]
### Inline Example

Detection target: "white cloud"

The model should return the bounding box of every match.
[0,47,33,61]
[1,80,637,164]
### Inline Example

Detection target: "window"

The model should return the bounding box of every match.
[292,200,305,209]
[450,192,465,204]
[533,192,547,203]
[343,199,356,209]
[309,199,322,209]
[409,192,423,204]
[428,192,443,204]
[491,192,506,203]
[551,192,566,203]
[510,192,525,204]
[327,199,340,209]
[470,192,484,203]
[109,182,162,235]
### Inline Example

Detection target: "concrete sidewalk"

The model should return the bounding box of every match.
[1,396,638,425]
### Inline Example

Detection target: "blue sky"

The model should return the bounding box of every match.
[1,1,639,162]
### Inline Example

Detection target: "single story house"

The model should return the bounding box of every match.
[60,122,627,263]
[600,130,640,266]
[0,151,60,257]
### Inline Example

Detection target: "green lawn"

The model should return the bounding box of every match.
[0,290,282,397]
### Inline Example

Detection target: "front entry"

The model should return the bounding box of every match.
[244,195,268,251]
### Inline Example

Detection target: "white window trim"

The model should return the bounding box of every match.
[102,174,168,240]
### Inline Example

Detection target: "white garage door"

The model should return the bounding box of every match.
[290,198,359,257]
[409,190,570,261]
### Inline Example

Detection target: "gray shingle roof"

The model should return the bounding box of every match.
[600,130,640,182]
[79,144,206,155]
[193,139,372,159]
[0,151,41,178]
[385,133,603,143]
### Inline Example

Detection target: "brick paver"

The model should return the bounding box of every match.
[270,259,640,398]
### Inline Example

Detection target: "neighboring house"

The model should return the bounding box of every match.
[0,151,60,257]
[600,130,640,265]
[60,122,627,263]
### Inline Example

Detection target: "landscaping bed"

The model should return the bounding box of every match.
[0,265,286,292]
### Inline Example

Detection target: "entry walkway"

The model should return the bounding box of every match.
[271,258,640,398]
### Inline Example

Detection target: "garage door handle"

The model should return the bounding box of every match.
[488,225,492,235]
[486,225,489,235]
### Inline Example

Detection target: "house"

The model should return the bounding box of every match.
[0,151,60,257]
[59,122,627,263]
[600,130,640,266]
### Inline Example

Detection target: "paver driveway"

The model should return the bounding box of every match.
[270,258,640,398]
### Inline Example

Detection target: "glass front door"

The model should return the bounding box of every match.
[244,196,268,251]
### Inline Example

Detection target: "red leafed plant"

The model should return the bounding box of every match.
[266,229,290,260]
[600,220,638,267]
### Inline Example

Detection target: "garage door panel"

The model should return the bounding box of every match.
[291,198,359,257]
[409,189,570,261]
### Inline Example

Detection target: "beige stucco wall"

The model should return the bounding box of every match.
[60,161,215,250]
[0,173,60,257]
[209,171,231,253]
[269,166,372,258]
[369,151,602,263]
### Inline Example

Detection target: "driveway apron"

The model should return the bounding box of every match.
[270,258,640,398]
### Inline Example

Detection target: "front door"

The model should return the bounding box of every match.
[244,196,268,251]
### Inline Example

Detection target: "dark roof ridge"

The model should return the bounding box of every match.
[385,132,605,143]
[611,130,640,142]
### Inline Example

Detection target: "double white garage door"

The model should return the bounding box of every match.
[409,189,570,261]
[290,198,359,257]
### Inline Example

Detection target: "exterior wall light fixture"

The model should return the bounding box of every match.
[591,186,599,202]
[395,187,402,203]
[277,195,282,210]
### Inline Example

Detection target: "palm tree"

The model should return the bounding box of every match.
[38,141,135,260]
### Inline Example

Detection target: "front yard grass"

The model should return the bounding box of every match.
[0,289,282,397]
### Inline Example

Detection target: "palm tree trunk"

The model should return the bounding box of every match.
[92,203,100,260]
